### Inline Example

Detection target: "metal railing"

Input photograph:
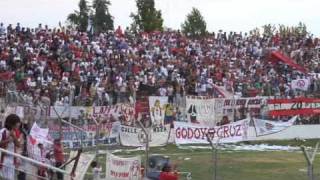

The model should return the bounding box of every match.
[0,147,71,178]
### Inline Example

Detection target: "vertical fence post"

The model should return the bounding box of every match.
[206,134,220,180]
[137,120,149,178]
[301,141,319,180]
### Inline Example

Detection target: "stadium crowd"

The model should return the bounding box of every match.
[1,22,320,180]
[1,22,320,108]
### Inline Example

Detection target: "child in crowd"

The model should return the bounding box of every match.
[91,161,102,180]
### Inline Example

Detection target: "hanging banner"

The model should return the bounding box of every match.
[291,79,310,91]
[186,96,216,125]
[174,119,249,145]
[106,153,141,180]
[214,97,265,122]
[120,125,170,147]
[11,104,135,125]
[65,151,96,180]
[149,96,168,126]
[50,104,135,126]
[267,98,320,116]
[253,116,298,136]
[49,121,121,148]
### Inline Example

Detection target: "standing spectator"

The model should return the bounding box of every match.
[53,138,64,180]
[91,161,102,180]
[0,114,21,180]
[36,143,47,179]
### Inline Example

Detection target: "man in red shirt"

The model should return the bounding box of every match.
[159,164,179,180]
[53,138,64,180]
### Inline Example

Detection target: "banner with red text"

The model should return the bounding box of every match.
[9,104,135,125]
[106,153,141,180]
[174,119,249,145]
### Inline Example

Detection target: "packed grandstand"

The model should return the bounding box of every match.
[1,22,320,179]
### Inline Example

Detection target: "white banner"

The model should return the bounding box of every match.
[30,122,52,144]
[291,79,310,91]
[214,97,265,121]
[106,153,141,180]
[149,96,168,126]
[253,116,298,136]
[174,119,249,145]
[120,125,170,147]
[49,121,121,148]
[186,96,216,125]
[10,104,135,125]
[65,151,96,180]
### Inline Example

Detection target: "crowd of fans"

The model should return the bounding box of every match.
[1,22,320,179]
[1,22,320,108]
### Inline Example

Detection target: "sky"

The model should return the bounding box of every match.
[0,0,319,36]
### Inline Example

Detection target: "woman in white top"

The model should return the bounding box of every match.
[0,114,21,180]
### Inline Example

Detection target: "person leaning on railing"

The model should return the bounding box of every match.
[0,114,21,180]
[53,138,65,180]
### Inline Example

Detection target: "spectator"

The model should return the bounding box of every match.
[53,138,64,180]
[159,163,179,180]
[91,161,102,180]
[0,114,21,180]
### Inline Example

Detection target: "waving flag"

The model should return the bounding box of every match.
[291,78,310,91]
[253,116,298,136]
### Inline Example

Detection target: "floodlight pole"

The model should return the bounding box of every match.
[137,120,149,177]
[301,141,320,180]
[206,134,220,180]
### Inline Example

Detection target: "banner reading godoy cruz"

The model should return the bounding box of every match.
[149,96,168,126]
[174,119,249,145]
[120,125,170,147]
[253,116,298,136]
[186,96,216,125]
[106,153,141,180]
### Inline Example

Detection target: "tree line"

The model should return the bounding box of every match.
[68,0,309,38]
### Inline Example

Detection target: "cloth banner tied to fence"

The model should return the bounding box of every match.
[49,121,121,148]
[186,96,217,126]
[106,153,141,180]
[253,116,298,136]
[174,119,249,144]
[120,125,170,147]
[65,151,96,180]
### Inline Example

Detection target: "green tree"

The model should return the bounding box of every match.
[67,0,90,32]
[131,0,163,32]
[262,24,276,37]
[92,0,114,33]
[181,8,207,37]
